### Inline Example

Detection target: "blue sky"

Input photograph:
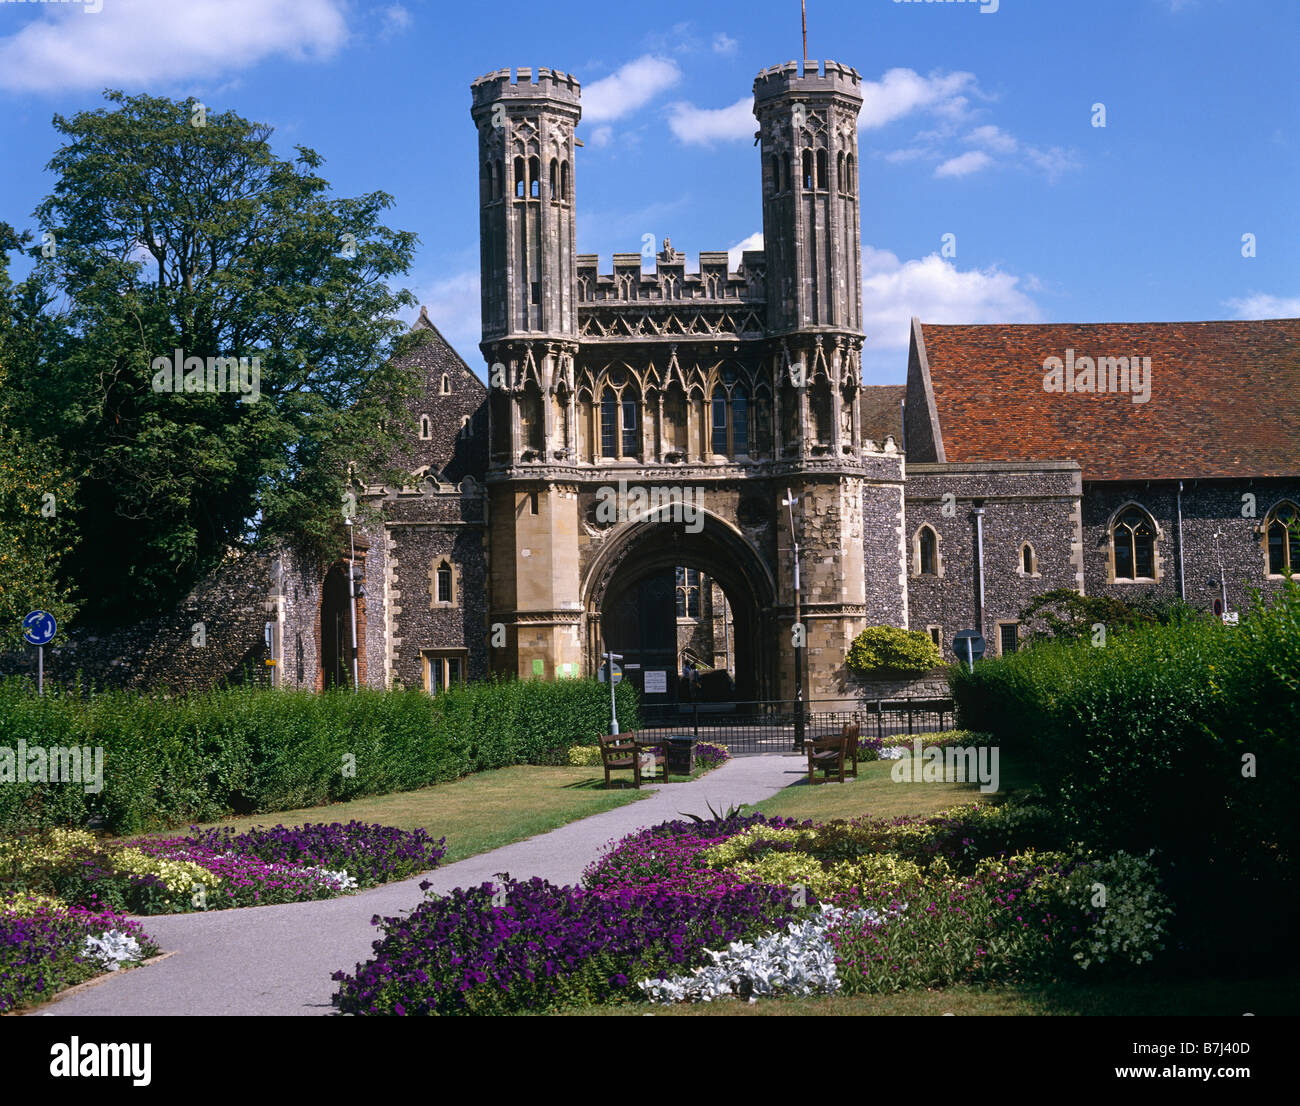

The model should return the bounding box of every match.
[1,0,1295,383]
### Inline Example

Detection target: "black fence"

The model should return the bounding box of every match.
[633,698,956,755]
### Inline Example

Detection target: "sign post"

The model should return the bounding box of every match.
[22,611,57,697]
[600,650,624,734]
[952,629,986,674]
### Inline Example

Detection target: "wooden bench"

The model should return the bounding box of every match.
[841,722,861,780]
[805,732,847,786]
[597,733,670,789]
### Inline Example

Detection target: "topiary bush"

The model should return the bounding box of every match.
[846,625,941,675]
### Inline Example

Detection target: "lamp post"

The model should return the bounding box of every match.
[783,489,805,751]
[346,517,360,690]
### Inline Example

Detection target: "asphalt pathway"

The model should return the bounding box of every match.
[40,753,807,1016]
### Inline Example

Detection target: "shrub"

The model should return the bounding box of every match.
[0,676,640,834]
[846,626,941,675]
[567,744,602,767]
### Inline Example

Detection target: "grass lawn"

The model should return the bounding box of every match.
[116,760,721,864]
[745,747,1035,823]
[556,978,1297,1016]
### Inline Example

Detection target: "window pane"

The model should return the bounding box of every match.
[733,393,748,455]
[621,396,638,457]
[429,658,443,694]
[437,566,452,603]
[1000,624,1018,654]
[601,390,617,457]
[676,589,686,618]
[919,528,935,575]
[1114,535,1133,579]
[711,394,727,454]
[1134,530,1154,578]
[447,658,462,686]
[1269,523,1285,573]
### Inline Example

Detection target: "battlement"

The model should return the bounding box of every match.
[470,66,581,111]
[575,238,765,304]
[753,58,863,105]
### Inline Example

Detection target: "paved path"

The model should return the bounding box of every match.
[39,754,807,1017]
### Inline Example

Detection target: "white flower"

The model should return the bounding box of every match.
[82,930,142,972]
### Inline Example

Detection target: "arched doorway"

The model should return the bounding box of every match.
[583,509,776,702]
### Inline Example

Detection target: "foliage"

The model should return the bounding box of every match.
[2,93,421,618]
[846,625,941,675]
[951,581,1300,971]
[330,875,812,1016]
[0,676,639,834]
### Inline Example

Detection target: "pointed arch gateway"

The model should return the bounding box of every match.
[583,508,778,701]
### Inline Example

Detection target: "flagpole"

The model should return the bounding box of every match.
[801,0,807,64]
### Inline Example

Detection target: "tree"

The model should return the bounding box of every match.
[5,92,421,619]
[1017,588,1154,644]
[0,223,80,647]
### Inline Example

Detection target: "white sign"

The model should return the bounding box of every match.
[643,669,668,694]
[1222,612,1239,626]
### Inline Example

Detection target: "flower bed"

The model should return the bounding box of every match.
[0,896,160,1013]
[2,822,446,915]
[329,800,1174,1014]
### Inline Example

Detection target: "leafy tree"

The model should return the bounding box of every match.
[846,625,941,674]
[1017,588,1155,644]
[5,92,422,619]
[0,223,80,647]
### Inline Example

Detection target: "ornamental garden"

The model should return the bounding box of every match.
[1,582,1295,1015]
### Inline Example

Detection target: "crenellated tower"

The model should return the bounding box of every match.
[471,66,584,682]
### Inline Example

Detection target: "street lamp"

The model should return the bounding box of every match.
[346,517,360,690]
[783,488,805,751]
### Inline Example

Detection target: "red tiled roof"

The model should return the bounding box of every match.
[915,318,1300,481]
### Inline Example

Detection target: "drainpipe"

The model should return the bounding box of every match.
[1176,480,1186,601]
[972,505,986,635]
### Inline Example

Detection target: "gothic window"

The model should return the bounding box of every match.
[1112,506,1157,580]
[436,562,453,604]
[549,158,558,199]
[561,159,570,200]
[802,149,814,189]
[1020,543,1038,575]
[519,382,543,454]
[846,154,856,194]
[816,148,827,190]
[664,384,687,455]
[732,389,749,456]
[837,151,845,193]
[440,373,450,395]
[676,566,701,619]
[810,377,833,445]
[601,388,618,458]
[1267,502,1300,575]
[528,156,540,198]
[711,392,727,455]
[621,393,639,458]
[459,415,471,439]
[419,414,431,440]
[514,157,525,198]
[918,526,938,576]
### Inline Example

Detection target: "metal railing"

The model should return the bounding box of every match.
[634,697,955,754]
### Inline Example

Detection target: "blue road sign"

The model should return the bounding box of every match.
[952,629,985,662]
[23,610,57,647]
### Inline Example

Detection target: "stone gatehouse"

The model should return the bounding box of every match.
[13,59,1297,701]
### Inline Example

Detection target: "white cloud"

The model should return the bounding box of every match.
[0,0,348,93]
[964,124,1018,154]
[858,68,980,130]
[667,96,753,145]
[860,246,1041,353]
[420,270,482,363]
[583,55,682,124]
[1225,292,1300,319]
[1022,145,1080,182]
[713,32,738,55]
[379,5,411,38]
[727,231,763,269]
[588,125,614,148]
[934,150,993,178]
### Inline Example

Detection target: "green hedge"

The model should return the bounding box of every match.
[0,677,640,835]
[950,582,1300,970]
[846,625,941,675]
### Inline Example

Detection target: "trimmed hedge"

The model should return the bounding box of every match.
[0,677,639,835]
[950,581,1300,971]
[846,625,941,675]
